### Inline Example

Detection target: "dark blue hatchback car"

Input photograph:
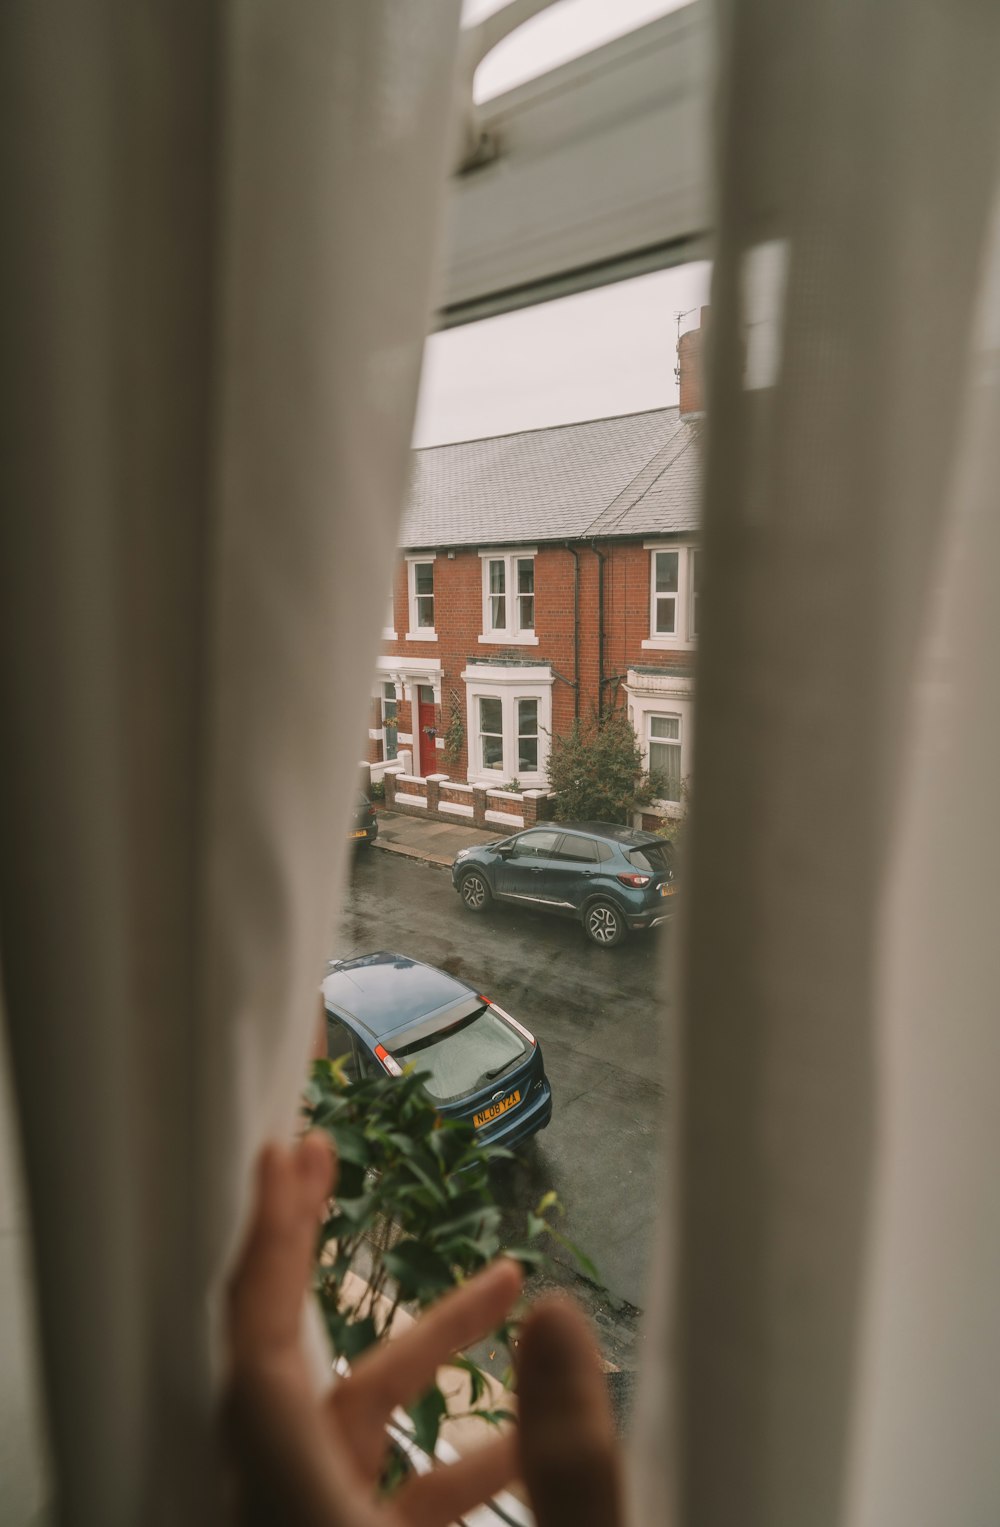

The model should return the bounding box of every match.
[321,952,552,1150]
[452,821,677,947]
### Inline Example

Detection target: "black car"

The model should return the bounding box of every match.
[348,791,378,846]
[451,821,677,947]
[321,952,552,1150]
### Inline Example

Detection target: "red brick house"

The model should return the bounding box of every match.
[367,318,706,824]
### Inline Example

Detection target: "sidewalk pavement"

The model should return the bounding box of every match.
[372,808,505,868]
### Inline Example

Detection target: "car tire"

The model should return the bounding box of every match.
[583,899,627,948]
[459,871,492,913]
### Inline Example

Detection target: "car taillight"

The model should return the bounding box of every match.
[374,1043,402,1077]
[617,872,651,888]
[479,996,536,1046]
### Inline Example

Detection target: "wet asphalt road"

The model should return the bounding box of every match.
[333,845,672,1342]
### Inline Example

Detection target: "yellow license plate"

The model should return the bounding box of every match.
[349,829,368,839]
[473,1090,521,1129]
[659,882,676,897]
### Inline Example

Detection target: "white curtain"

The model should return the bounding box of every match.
[632,3,1000,1526]
[0,3,462,1522]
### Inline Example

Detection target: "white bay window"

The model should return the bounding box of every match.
[461,663,552,785]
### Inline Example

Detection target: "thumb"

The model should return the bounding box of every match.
[516,1298,623,1527]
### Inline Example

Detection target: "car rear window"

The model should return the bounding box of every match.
[628,841,674,872]
[392,1008,528,1104]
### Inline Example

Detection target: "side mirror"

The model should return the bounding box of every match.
[495,843,513,858]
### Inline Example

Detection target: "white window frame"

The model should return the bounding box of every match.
[380,680,399,763]
[460,663,553,787]
[646,713,683,805]
[383,581,397,641]
[643,541,698,652]
[478,548,539,645]
[625,669,694,818]
[405,555,437,641]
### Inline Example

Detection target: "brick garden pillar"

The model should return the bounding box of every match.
[522,789,545,828]
[472,785,488,830]
[384,770,397,808]
[426,773,446,817]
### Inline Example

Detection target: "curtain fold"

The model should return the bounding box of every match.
[633,3,1000,1525]
[0,3,462,1521]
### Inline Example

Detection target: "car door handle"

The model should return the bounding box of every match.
[529,865,543,874]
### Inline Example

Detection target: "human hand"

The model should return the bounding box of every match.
[227,1131,622,1527]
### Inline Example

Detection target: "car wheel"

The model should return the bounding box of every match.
[460,871,491,912]
[583,899,626,947]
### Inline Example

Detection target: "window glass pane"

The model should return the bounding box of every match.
[690,549,700,637]
[489,560,506,593]
[649,741,681,802]
[655,597,676,635]
[414,562,434,595]
[479,696,503,768]
[511,830,560,858]
[650,715,680,740]
[557,836,599,863]
[517,699,538,734]
[517,560,534,593]
[489,559,506,629]
[517,558,535,630]
[628,841,674,872]
[655,551,679,592]
[417,595,434,628]
[392,1010,527,1105]
[518,736,538,771]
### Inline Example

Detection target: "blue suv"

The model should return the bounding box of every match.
[452,821,677,947]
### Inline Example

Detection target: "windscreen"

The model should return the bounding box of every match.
[628,841,675,873]
[392,1007,527,1104]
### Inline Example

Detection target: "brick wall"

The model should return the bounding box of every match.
[368,540,696,775]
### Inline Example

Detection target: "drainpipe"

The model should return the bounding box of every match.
[565,545,580,719]
[591,542,606,719]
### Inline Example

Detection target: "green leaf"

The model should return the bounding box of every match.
[525,1212,547,1242]
[382,1239,454,1298]
[503,1244,547,1272]
[408,1384,447,1455]
[334,1315,379,1361]
[328,1124,372,1167]
[477,1407,516,1428]
[449,1354,486,1407]
[534,1189,560,1217]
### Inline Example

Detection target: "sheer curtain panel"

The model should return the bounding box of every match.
[0,3,462,1521]
[631,3,1000,1526]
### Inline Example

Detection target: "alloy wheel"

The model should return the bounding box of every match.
[462,874,488,910]
[586,903,622,945]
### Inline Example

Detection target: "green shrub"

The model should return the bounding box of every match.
[546,708,667,824]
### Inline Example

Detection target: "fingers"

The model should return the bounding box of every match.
[327,1258,522,1482]
[391,1432,518,1527]
[230,1131,336,1362]
[516,1298,623,1527]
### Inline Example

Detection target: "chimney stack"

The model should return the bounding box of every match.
[677,305,709,419]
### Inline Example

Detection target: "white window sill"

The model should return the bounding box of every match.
[405,630,438,642]
[382,629,398,641]
[641,636,696,653]
[477,632,540,646]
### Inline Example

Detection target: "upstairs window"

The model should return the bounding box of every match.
[406,557,436,640]
[645,543,698,649]
[480,550,538,644]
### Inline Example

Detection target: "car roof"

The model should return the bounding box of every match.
[544,820,663,847]
[322,951,480,1042]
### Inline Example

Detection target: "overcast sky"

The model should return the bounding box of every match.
[413,0,709,448]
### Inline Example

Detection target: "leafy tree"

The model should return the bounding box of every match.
[303,1057,597,1485]
[546,707,667,824]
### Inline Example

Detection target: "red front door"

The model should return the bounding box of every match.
[417,685,436,776]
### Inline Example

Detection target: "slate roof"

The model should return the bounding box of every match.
[400,406,702,550]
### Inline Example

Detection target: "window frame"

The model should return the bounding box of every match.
[625,668,694,819]
[405,555,438,641]
[478,548,539,645]
[643,541,698,651]
[646,712,683,805]
[460,662,553,786]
